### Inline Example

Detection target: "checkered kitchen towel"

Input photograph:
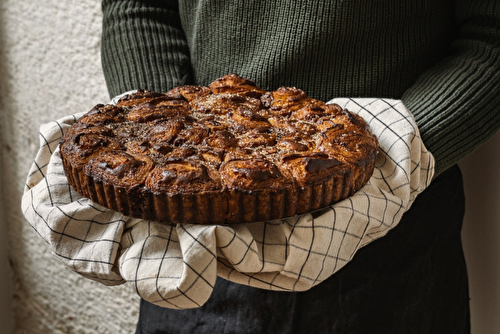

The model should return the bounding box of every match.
[22,97,434,309]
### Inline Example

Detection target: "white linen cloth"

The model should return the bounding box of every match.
[22,97,434,309]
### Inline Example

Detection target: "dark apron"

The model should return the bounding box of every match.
[136,165,470,334]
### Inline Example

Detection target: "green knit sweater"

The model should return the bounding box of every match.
[101,0,500,175]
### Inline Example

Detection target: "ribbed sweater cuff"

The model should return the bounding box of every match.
[101,0,192,98]
[403,46,500,175]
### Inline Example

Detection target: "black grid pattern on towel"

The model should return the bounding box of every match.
[21,98,434,309]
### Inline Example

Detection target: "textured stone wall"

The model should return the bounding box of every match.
[0,1,139,333]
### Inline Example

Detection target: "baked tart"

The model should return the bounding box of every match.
[60,74,379,225]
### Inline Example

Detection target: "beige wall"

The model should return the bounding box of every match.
[0,1,498,333]
[460,131,500,334]
[0,177,13,333]
[0,1,139,333]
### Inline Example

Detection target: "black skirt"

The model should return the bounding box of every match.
[136,165,470,334]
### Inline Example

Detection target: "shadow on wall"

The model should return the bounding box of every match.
[460,130,500,334]
[0,5,15,334]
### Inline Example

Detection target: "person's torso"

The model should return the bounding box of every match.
[179,0,457,101]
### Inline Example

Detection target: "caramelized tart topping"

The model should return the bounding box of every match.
[60,74,378,224]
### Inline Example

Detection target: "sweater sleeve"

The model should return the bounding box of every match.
[100,0,192,98]
[401,0,500,175]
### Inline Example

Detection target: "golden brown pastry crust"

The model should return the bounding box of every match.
[60,74,378,225]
